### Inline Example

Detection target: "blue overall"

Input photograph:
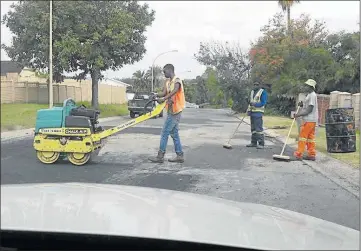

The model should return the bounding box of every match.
[248,89,268,146]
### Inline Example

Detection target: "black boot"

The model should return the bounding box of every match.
[247,132,257,147]
[168,153,184,163]
[257,134,265,149]
[148,150,165,163]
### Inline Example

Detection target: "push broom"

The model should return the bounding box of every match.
[223,109,249,150]
[272,106,300,161]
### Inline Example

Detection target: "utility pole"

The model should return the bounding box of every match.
[49,0,53,108]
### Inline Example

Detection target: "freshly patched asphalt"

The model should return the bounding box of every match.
[1,108,359,230]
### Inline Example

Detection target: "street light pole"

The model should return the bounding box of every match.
[151,49,178,92]
[49,0,53,108]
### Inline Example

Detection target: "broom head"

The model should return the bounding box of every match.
[273,154,291,162]
[223,143,233,149]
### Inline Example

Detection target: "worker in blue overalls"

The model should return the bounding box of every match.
[247,81,268,149]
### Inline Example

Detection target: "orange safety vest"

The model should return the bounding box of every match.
[165,76,185,114]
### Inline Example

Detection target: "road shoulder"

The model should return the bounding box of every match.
[237,115,360,199]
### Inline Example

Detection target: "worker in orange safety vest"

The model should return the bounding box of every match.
[149,64,186,164]
[293,79,318,161]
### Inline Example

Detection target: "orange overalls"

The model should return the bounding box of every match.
[294,121,316,158]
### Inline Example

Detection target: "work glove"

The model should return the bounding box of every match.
[157,97,165,103]
[149,93,155,102]
[298,101,303,107]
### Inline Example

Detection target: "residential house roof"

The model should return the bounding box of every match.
[1,61,23,76]
[107,78,131,87]
[92,77,131,87]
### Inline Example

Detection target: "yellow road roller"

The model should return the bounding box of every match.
[33,97,165,166]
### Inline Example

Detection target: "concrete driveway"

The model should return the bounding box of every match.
[1,108,359,230]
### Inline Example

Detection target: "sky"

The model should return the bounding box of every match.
[1,1,359,80]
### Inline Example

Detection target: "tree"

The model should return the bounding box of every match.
[2,1,155,108]
[203,67,223,105]
[247,11,360,116]
[145,65,164,92]
[125,65,164,93]
[194,40,251,110]
[183,81,197,104]
[195,76,209,105]
[278,0,300,37]
[273,46,338,95]
[324,31,360,92]
[249,13,331,94]
[132,70,149,92]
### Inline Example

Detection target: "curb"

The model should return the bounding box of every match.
[1,115,126,142]
[232,114,360,199]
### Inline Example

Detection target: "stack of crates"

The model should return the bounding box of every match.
[352,93,360,129]
[329,91,340,109]
[337,92,352,108]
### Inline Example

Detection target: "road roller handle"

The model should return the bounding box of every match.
[95,98,166,140]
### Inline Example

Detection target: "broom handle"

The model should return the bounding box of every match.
[280,106,300,156]
[228,115,246,143]
[227,109,249,144]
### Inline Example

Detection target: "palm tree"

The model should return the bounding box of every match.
[146,65,164,91]
[132,70,148,92]
[278,0,300,37]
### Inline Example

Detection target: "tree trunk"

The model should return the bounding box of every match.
[91,68,100,109]
[287,7,292,38]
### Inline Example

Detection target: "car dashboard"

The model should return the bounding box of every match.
[1,230,259,250]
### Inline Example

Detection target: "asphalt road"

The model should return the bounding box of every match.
[1,108,359,230]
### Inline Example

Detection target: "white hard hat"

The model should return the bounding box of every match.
[304,79,317,88]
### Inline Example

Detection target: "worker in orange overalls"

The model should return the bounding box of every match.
[293,79,318,161]
[149,64,186,164]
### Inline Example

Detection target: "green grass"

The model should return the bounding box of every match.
[1,103,49,131]
[263,115,360,168]
[317,128,359,168]
[1,102,128,132]
[208,104,223,109]
[78,101,128,119]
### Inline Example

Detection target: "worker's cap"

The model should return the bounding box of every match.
[304,79,317,88]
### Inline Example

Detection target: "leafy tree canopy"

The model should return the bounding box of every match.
[2,0,155,108]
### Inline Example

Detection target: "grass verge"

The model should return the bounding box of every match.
[1,102,128,132]
[263,115,360,168]
[78,101,128,119]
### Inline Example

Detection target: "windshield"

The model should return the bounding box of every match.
[1,0,360,249]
